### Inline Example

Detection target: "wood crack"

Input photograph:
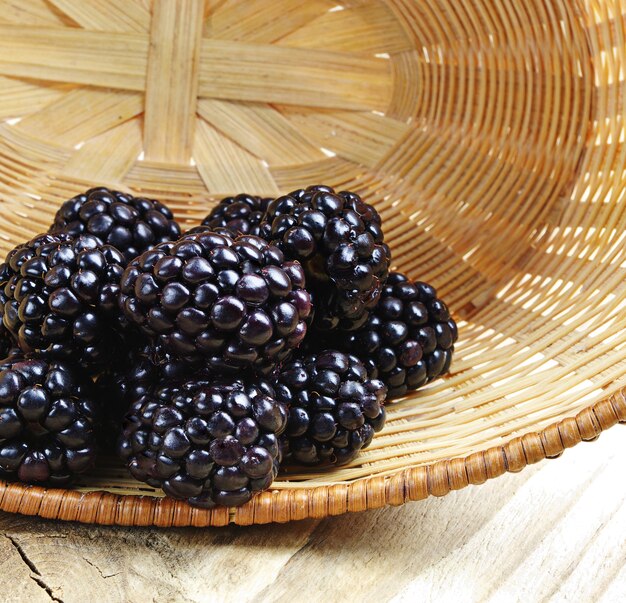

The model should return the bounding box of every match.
[5,535,64,602]
[81,556,121,580]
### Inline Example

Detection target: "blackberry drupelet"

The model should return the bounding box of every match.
[119,230,312,373]
[201,194,272,236]
[344,272,458,399]
[275,350,387,466]
[50,187,181,262]
[0,357,98,484]
[118,376,287,507]
[0,233,126,371]
[260,185,391,331]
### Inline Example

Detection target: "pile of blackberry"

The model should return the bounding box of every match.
[0,184,457,510]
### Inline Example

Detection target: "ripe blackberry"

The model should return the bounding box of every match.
[275,350,387,466]
[260,185,391,331]
[50,187,181,262]
[119,230,312,374]
[118,377,287,507]
[0,233,126,371]
[0,357,98,484]
[201,194,272,236]
[344,272,458,399]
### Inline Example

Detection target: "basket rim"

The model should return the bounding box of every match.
[0,390,623,527]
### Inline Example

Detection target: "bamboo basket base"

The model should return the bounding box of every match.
[0,0,625,526]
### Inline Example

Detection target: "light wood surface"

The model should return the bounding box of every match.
[0,425,623,602]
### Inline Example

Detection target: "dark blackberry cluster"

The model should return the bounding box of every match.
[118,377,286,507]
[344,272,458,399]
[275,350,386,466]
[260,185,391,331]
[201,194,272,236]
[50,187,181,262]
[0,233,126,371]
[119,230,312,374]
[0,181,459,508]
[0,357,98,484]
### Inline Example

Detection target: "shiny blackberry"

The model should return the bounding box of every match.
[118,377,287,508]
[260,185,391,331]
[275,350,387,466]
[344,272,458,399]
[0,233,127,371]
[201,194,272,236]
[0,357,98,484]
[50,187,181,262]
[119,230,312,374]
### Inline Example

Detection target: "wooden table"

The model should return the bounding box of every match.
[1,425,624,602]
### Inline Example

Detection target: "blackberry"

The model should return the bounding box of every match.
[0,233,127,371]
[119,230,312,374]
[50,187,181,262]
[260,185,391,331]
[275,350,386,466]
[345,272,458,399]
[0,357,98,484]
[118,376,287,507]
[201,194,272,236]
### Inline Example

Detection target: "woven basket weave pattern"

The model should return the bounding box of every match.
[0,0,624,525]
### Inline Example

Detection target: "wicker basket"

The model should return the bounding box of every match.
[0,0,624,527]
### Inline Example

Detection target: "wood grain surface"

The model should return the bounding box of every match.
[0,425,623,603]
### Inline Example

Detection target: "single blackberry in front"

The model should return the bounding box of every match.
[50,187,181,262]
[344,272,458,399]
[0,233,127,371]
[260,185,391,331]
[0,357,98,484]
[275,350,387,466]
[201,194,272,236]
[119,230,312,373]
[118,376,287,507]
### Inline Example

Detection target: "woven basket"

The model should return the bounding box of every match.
[0,0,624,527]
